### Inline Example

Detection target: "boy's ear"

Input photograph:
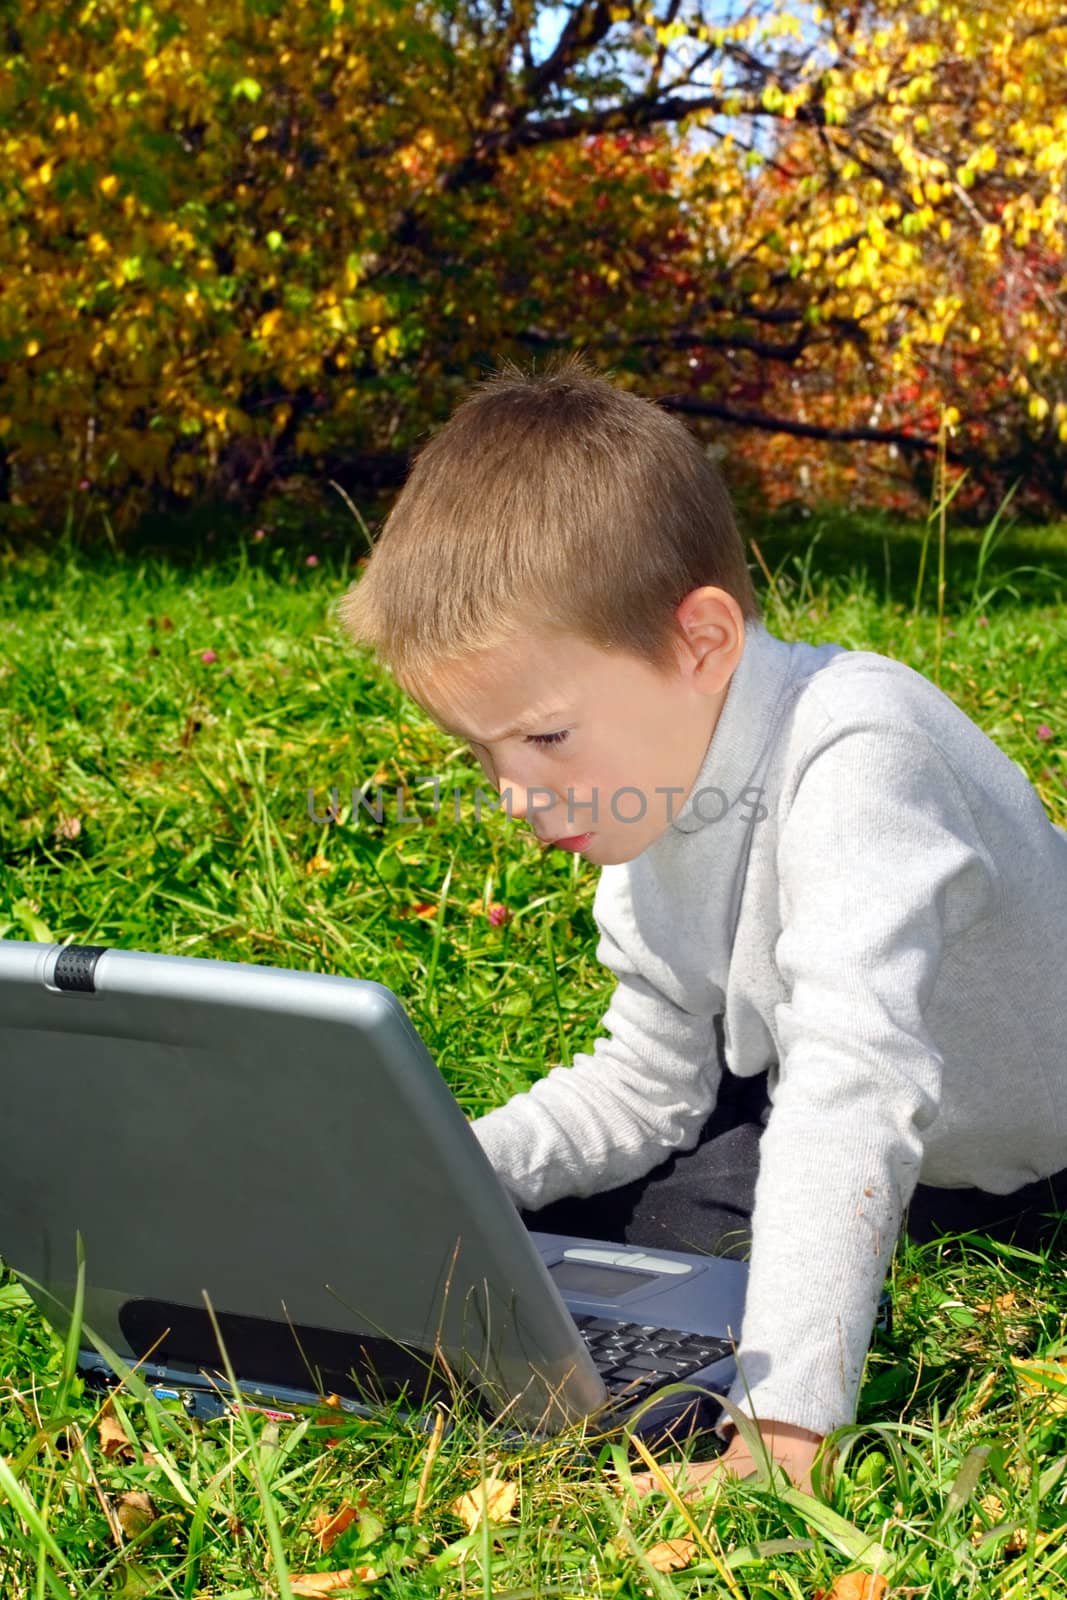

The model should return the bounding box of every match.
[673,587,745,693]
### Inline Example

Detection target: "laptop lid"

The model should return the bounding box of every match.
[0,940,607,1428]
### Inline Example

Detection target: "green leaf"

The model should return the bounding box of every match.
[12,900,53,943]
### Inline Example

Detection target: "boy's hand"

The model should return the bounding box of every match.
[629,1419,828,1498]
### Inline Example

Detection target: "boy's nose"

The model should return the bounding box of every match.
[499,778,559,834]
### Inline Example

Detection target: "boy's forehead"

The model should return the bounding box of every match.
[412,673,568,742]
[405,635,586,739]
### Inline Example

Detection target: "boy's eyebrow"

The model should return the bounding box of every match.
[436,709,570,743]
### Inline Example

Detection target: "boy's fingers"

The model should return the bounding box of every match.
[626,1458,732,1498]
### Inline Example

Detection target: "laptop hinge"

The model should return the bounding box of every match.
[53,945,110,993]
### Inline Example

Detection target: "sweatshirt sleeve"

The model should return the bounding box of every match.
[471,880,722,1211]
[717,721,999,1441]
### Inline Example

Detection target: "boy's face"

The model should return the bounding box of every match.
[406,588,744,866]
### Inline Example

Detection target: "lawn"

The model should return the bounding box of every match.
[0,499,1065,1598]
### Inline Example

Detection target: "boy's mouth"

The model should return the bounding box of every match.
[545,832,594,852]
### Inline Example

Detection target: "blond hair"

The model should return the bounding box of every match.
[338,351,761,683]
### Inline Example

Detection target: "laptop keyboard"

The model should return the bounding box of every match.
[575,1315,733,1400]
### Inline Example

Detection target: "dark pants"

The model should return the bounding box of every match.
[521,1067,1067,1259]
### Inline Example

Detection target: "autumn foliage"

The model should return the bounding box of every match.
[2,0,1067,536]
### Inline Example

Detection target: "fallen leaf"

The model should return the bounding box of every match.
[310,1502,363,1551]
[813,1574,888,1600]
[645,1538,697,1573]
[975,1291,1017,1312]
[115,1490,158,1539]
[412,902,438,919]
[98,1401,134,1460]
[1009,1353,1067,1414]
[290,1571,381,1595]
[290,1573,357,1597]
[306,854,332,874]
[450,1475,518,1532]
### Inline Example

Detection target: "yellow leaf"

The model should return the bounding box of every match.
[291,1573,364,1597]
[252,124,269,141]
[814,1574,888,1600]
[975,1291,1016,1312]
[1010,1353,1067,1412]
[450,1475,518,1531]
[645,1538,698,1573]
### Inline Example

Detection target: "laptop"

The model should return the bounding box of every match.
[0,939,751,1440]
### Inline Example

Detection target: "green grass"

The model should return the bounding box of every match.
[0,497,1066,1596]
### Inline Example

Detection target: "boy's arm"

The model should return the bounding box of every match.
[472,898,722,1211]
[714,721,999,1442]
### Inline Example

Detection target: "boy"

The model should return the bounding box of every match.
[339,352,1067,1495]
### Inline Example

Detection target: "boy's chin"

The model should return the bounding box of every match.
[583,827,667,866]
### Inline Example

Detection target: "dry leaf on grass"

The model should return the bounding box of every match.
[1009,1353,1067,1414]
[290,1568,380,1596]
[644,1538,698,1573]
[98,1401,134,1460]
[310,1502,363,1551]
[115,1491,158,1539]
[813,1572,888,1600]
[972,1495,1028,1554]
[290,1573,354,1597]
[449,1475,518,1531]
[975,1291,1016,1312]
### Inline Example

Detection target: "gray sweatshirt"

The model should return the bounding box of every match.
[472,620,1067,1437]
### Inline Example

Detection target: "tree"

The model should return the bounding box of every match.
[2,0,1065,534]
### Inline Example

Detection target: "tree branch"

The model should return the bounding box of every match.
[655,391,966,459]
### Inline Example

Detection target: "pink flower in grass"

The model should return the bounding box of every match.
[488,903,511,926]
[306,554,320,567]
[1036,724,1054,741]
[201,649,218,665]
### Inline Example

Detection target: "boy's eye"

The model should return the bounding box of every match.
[526,730,569,748]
